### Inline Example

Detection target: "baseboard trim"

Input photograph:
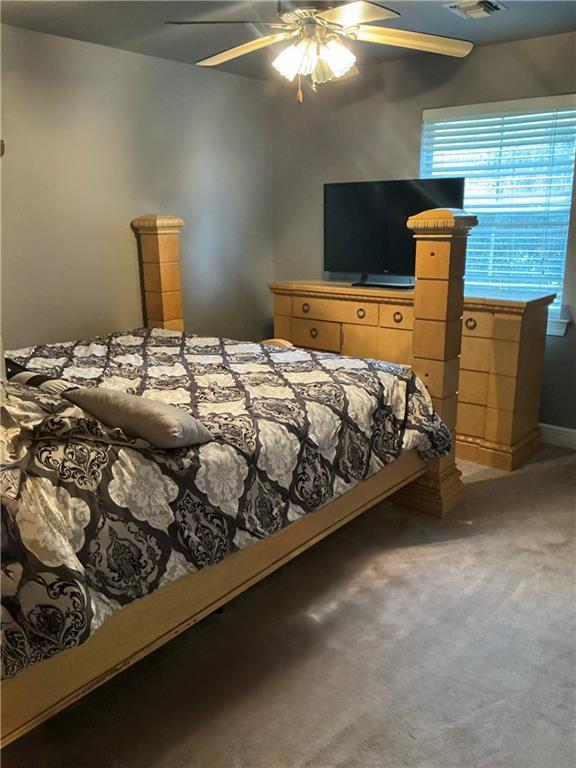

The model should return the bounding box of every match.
[539,423,576,450]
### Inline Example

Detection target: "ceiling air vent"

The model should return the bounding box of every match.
[445,1,508,19]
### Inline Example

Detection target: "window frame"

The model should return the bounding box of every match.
[419,94,576,336]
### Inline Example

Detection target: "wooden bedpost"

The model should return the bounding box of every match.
[394,208,478,517]
[131,215,185,331]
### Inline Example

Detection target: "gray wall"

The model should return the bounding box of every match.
[2,25,575,428]
[271,31,576,429]
[1,24,275,348]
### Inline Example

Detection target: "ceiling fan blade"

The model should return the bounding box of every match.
[165,21,284,27]
[196,32,293,67]
[355,25,473,57]
[318,1,399,26]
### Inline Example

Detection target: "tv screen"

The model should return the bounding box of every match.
[324,178,465,277]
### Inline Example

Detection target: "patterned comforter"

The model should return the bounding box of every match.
[1,329,450,679]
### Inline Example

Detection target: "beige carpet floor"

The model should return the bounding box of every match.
[3,447,575,768]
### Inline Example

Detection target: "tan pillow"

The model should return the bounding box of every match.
[64,387,213,449]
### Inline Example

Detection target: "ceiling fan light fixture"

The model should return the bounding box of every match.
[273,37,320,81]
[185,1,474,99]
[272,39,306,81]
[272,35,356,85]
[321,38,356,78]
[297,37,320,77]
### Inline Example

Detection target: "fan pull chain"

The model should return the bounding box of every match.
[297,74,303,103]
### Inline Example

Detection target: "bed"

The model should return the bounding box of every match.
[0,208,477,745]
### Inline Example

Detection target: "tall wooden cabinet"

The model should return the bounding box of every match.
[270,280,554,471]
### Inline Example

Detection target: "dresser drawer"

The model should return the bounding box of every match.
[459,370,488,405]
[461,337,491,372]
[274,315,292,342]
[493,313,522,341]
[274,295,291,317]
[491,339,520,377]
[462,310,493,337]
[487,374,517,411]
[463,310,523,341]
[291,318,341,352]
[342,325,380,358]
[379,303,414,330]
[485,408,514,444]
[378,327,412,365]
[457,403,486,439]
[461,337,520,377]
[292,297,377,326]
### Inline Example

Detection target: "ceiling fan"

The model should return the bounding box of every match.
[166,1,473,101]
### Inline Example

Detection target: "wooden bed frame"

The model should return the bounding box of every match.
[1,208,477,746]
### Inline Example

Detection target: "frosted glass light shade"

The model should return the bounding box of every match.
[273,37,356,84]
[321,39,356,78]
[272,41,302,81]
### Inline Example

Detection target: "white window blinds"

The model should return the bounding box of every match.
[420,96,576,310]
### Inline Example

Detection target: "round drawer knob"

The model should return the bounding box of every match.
[302,302,310,313]
[465,317,477,330]
[393,311,403,324]
[357,308,366,319]
[310,328,318,339]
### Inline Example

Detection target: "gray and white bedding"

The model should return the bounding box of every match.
[1,328,450,679]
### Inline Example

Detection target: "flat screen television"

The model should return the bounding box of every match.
[324,177,465,287]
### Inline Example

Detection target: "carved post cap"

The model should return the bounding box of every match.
[407,208,478,236]
[131,215,184,235]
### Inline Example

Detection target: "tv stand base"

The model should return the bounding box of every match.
[352,275,415,289]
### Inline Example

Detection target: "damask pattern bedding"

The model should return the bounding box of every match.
[1,329,450,679]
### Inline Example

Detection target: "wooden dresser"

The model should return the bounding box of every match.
[269,281,554,471]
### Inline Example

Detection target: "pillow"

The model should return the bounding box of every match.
[63,388,213,449]
[8,367,77,395]
[7,363,213,449]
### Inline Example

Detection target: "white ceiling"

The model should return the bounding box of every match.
[2,1,576,80]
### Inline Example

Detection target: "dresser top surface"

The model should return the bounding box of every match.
[269,280,556,310]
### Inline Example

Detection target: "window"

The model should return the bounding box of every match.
[420,96,576,317]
